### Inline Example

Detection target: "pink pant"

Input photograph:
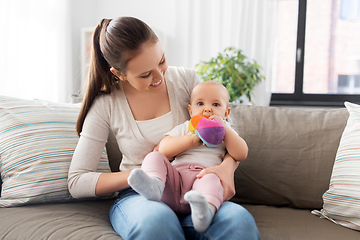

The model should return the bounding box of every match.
[141,151,224,214]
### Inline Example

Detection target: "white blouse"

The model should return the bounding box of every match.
[136,111,173,145]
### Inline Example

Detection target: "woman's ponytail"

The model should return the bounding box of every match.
[76,19,113,135]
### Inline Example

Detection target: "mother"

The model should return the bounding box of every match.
[68,16,259,240]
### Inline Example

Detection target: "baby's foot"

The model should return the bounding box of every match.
[184,190,215,232]
[128,168,164,201]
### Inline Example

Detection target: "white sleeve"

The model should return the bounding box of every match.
[68,136,106,198]
[165,121,191,138]
[67,96,110,198]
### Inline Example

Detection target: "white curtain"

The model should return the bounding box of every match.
[173,0,278,106]
[0,0,72,103]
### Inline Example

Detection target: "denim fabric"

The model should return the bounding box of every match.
[109,189,260,240]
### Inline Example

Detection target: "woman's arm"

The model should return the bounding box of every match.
[68,135,130,198]
[95,170,131,196]
[158,134,201,159]
[196,153,239,201]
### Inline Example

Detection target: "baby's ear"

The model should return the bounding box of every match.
[188,104,192,116]
[224,107,231,120]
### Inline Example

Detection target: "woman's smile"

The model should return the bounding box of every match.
[150,79,162,87]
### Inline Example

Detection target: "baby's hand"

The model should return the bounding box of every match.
[153,144,160,151]
[208,115,226,127]
[191,133,203,146]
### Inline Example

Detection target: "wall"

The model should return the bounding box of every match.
[70,0,99,96]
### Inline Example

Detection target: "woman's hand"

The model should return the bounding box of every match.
[196,153,240,201]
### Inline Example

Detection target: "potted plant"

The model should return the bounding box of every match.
[196,47,265,104]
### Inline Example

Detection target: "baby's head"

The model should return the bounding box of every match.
[188,81,230,120]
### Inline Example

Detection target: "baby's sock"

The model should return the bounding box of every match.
[184,190,216,233]
[128,168,164,201]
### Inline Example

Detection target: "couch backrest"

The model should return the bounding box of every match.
[106,131,122,173]
[229,104,349,209]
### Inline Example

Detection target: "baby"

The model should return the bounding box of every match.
[128,81,248,232]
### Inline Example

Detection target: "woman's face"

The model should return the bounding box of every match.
[120,41,168,92]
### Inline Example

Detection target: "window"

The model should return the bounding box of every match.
[341,0,360,20]
[271,0,360,106]
[0,0,71,103]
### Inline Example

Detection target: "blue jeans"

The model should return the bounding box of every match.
[109,189,260,240]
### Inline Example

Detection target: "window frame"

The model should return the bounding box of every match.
[270,0,360,106]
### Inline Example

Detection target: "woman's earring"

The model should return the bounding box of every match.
[113,75,120,84]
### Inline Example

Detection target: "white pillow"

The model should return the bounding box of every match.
[313,102,360,230]
[0,95,110,207]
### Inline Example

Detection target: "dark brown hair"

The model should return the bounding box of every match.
[76,17,158,135]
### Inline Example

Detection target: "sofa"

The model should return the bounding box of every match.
[1,95,360,239]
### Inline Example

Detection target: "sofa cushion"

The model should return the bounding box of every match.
[243,204,360,240]
[229,104,348,209]
[0,95,110,207]
[0,199,122,240]
[316,102,360,231]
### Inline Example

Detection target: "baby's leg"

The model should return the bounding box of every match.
[184,190,215,232]
[128,151,168,201]
[128,168,164,201]
[184,173,224,232]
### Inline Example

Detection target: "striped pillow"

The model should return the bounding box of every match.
[0,95,110,207]
[313,102,360,230]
